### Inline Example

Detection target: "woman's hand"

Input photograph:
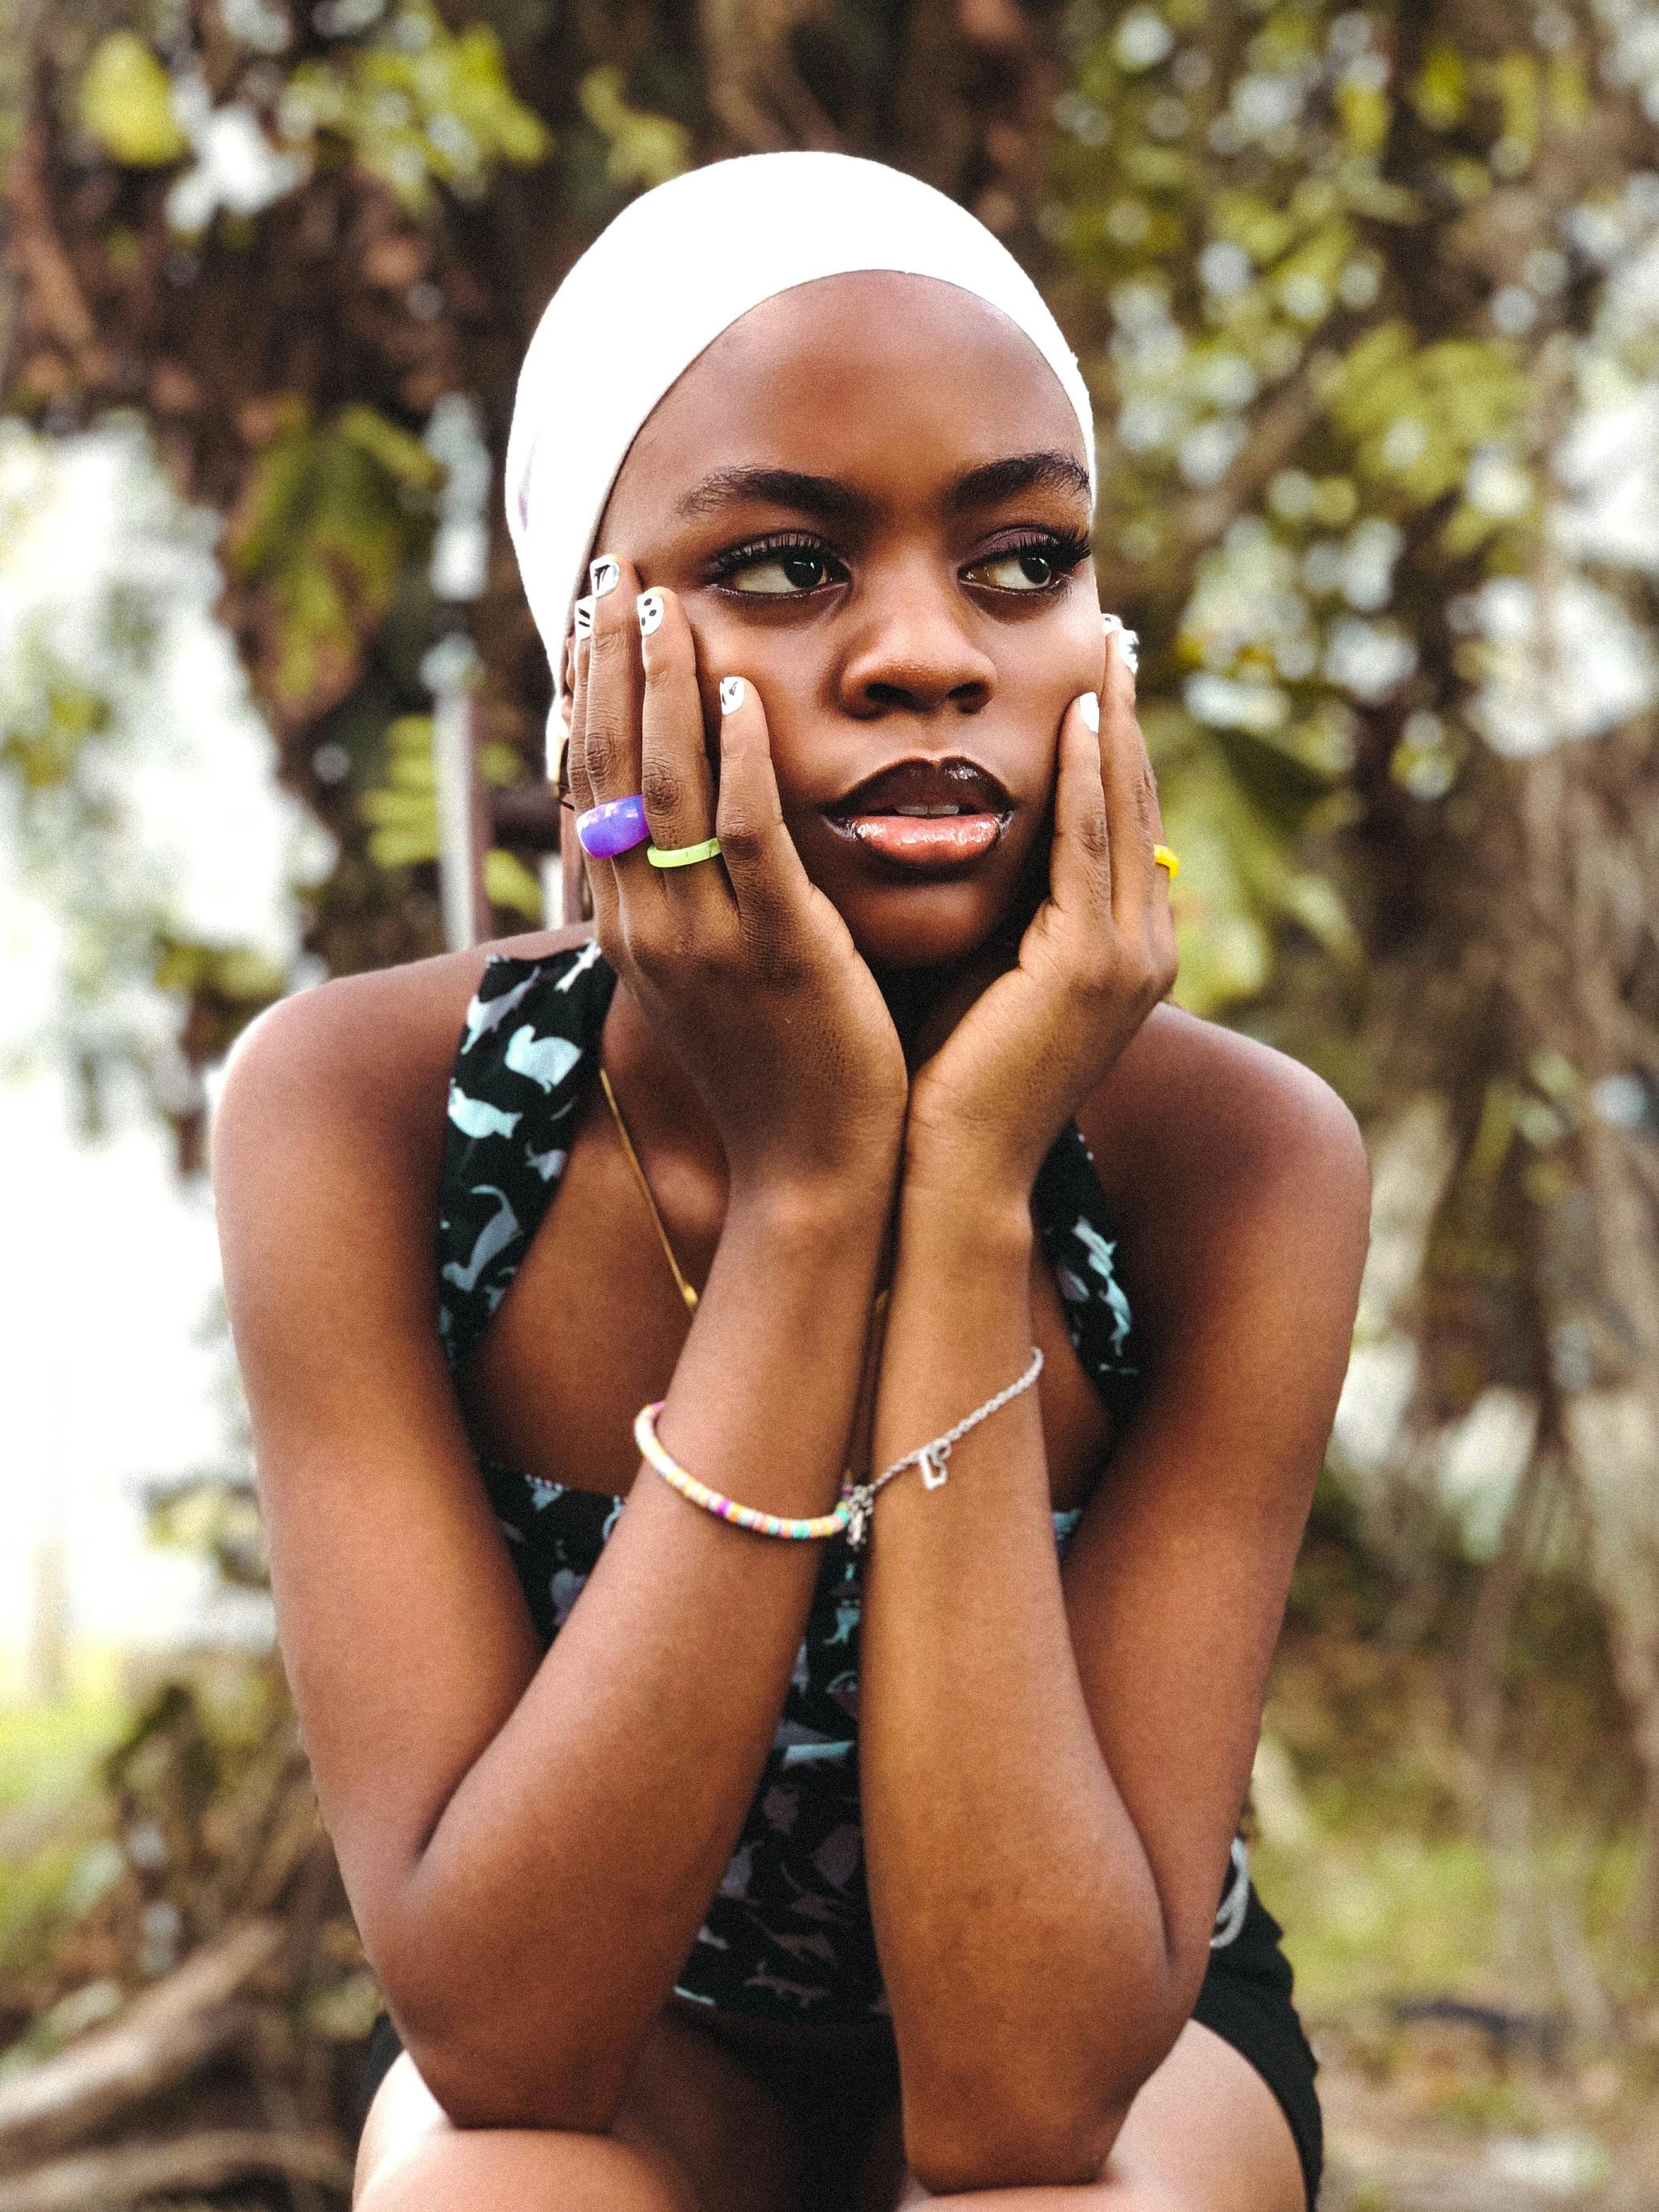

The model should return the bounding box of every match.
[903,631,1177,1205]
[568,554,908,1200]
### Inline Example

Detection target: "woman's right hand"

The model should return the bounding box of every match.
[567,553,908,1198]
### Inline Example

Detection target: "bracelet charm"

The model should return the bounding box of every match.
[840,1346,1043,1553]
[633,1346,1043,1554]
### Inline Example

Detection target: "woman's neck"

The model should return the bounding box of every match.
[870,958,969,1055]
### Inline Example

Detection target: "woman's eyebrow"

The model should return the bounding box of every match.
[673,450,1089,528]
[673,466,869,526]
[945,450,1091,513]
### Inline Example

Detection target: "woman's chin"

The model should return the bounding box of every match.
[838,882,1012,974]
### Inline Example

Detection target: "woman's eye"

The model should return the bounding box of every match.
[973,547,1063,591]
[728,548,834,594]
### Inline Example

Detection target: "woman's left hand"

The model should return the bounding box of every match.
[904,631,1177,1206]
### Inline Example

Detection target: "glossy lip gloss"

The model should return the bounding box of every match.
[840,814,1004,867]
[822,756,1012,872]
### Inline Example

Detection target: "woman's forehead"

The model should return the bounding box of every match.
[607,270,1089,526]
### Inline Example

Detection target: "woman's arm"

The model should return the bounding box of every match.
[215,962,895,2135]
[857,1025,1368,2194]
[217,561,909,2135]
[853,643,1368,2193]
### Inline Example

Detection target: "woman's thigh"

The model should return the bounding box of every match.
[855,2018,1307,2212]
[354,2000,807,2212]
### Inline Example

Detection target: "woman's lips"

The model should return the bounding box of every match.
[822,756,1013,872]
[828,811,1005,869]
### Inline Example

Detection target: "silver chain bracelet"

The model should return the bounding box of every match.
[841,1346,1045,1553]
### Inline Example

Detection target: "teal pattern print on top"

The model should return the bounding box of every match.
[437,940,1158,2022]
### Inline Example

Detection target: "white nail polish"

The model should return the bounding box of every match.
[719,675,746,715]
[1103,612,1139,676]
[637,590,664,636]
[573,594,595,638]
[1077,691,1100,731]
[590,556,621,598]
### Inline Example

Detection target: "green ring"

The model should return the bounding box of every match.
[646,835,723,870]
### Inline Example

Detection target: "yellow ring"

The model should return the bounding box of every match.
[646,835,723,870]
[1153,843,1181,878]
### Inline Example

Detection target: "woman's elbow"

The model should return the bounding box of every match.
[390,2006,628,2137]
[902,2088,1141,2194]
[357,1905,613,2134]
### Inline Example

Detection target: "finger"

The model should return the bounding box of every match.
[710,674,814,943]
[559,623,622,939]
[579,553,645,814]
[1048,693,1113,919]
[574,552,651,951]
[566,622,594,814]
[637,586,727,921]
[1099,626,1157,934]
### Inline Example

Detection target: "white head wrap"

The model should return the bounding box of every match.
[504,150,1097,772]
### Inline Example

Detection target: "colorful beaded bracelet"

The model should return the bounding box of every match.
[634,1402,855,1541]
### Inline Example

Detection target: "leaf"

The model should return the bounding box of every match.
[1212,189,1296,266]
[483,848,546,918]
[222,406,432,722]
[1409,41,1467,131]
[1149,739,1354,1016]
[1488,52,1541,162]
[78,34,188,167]
[279,3,550,213]
[577,66,690,190]
[479,740,526,788]
[337,406,442,490]
[1337,80,1390,158]
[377,714,437,790]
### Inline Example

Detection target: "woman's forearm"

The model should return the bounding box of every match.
[386,1161,893,2132]
[857,1186,1180,2193]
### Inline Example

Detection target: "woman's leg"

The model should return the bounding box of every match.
[854,2019,1309,2212]
[354,1999,807,2212]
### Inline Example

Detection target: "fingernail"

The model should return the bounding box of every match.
[1077,691,1100,731]
[573,594,595,638]
[719,675,746,715]
[637,589,664,637]
[1103,611,1139,677]
[590,556,621,597]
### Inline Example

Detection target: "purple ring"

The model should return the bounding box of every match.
[576,794,650,858]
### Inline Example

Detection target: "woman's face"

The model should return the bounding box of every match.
[590,270,1105,971]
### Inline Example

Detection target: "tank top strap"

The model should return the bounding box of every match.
[1033,1122,1144,1434]
[436,938,616,1368]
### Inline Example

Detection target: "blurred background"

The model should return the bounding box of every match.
[2,1,1658,2204]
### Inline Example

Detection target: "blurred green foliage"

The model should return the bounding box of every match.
[4,0,1655,1635]
[278,0,551,212]
[4,9,1659,2137]
[223,401,441,723]
[78,30,187,165]
[1045,0,1589,1023]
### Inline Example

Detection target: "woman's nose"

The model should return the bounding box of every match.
[837,562,997,718]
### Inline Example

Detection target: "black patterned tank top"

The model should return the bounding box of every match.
[437,939,1147,2023]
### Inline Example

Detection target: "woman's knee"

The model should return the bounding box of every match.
[355,2125,702,2212]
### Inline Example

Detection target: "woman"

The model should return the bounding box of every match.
[213,154,1369,2212]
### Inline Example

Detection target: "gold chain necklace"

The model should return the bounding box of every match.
[598,1062,701,1312]
[596,1060,889,1330]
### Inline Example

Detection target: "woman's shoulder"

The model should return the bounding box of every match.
[1078,1001,1369,1238]
[214,923,597,1148]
